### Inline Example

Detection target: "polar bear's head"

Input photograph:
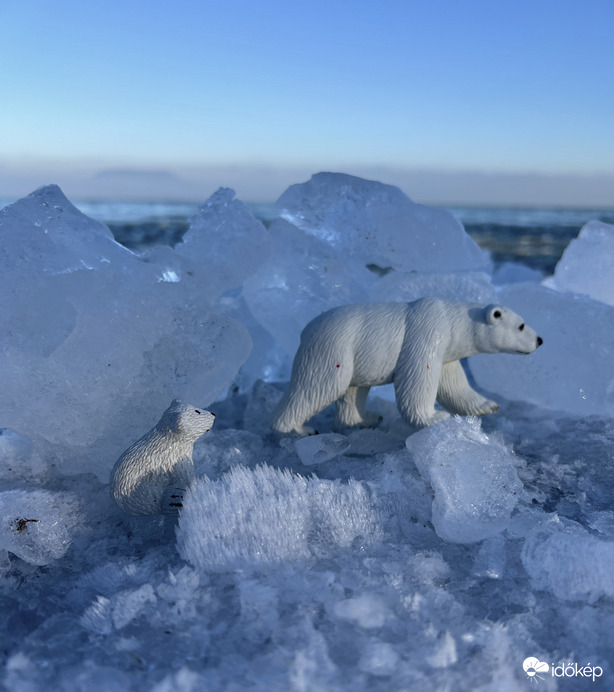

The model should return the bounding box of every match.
[158,399,216,441]
[480,305,543,355]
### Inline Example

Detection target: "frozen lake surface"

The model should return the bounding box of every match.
[1,173,612,691]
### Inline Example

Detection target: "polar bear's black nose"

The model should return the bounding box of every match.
[536,336,543,347]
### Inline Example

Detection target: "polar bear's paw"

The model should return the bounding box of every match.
[275,424,317,438]
[359,411,384,428]
[426,410,451,426]
[297,425,318,437]
[334,410,383,430]
[163,486,187,514]
[405,409,451,434]
[474,399,499,416]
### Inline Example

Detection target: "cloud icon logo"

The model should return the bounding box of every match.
[523,657,549,678]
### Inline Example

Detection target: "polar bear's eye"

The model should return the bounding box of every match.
[194,409,201,414]
[493,310,502,319]
[519,323,525,331]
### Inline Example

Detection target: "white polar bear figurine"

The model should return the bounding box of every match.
[110,399,215,515]
[271,298,543,436]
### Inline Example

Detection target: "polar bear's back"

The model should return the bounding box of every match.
[301,302,407,345]
[299,302,410,386]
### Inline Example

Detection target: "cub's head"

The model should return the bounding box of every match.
[482,305,543,354]
[159,399,216,441]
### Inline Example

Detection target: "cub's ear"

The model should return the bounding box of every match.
[485,305,504,325]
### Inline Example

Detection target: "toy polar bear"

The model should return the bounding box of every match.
[110,399,215,515]
[271,298,543,436]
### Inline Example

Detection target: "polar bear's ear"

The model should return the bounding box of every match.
[485,305,504,325]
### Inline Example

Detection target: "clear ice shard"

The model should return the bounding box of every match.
[276,172,491,274]
[406,417,522,543]
[0,185,252,477]
[544,220,614,306]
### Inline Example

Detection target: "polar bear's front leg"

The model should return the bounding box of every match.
[436,360,499,416]
[394,345,450,428]
[334,386,383,430]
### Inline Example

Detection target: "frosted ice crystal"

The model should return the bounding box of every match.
[358,641,400,676]
[176,464,382,570]
[112,583,157,630]
[333,594,392,629]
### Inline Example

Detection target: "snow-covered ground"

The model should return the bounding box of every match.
[1,173,612,691]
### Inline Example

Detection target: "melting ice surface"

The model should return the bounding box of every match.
[0,173,613,692]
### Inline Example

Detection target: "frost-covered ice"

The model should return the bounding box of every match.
[177,465,381,571]
[1,173,612,692]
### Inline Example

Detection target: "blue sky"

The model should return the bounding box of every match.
[0,0,612,204]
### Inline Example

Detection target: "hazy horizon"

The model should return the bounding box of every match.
[1,1,612,208]
[1,164,613,209]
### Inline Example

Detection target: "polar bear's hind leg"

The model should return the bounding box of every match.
[271,356,353,435]
[270,386,321,435]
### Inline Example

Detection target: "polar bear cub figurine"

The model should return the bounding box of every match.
[271,298,542,436]
[110,399,215,515]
